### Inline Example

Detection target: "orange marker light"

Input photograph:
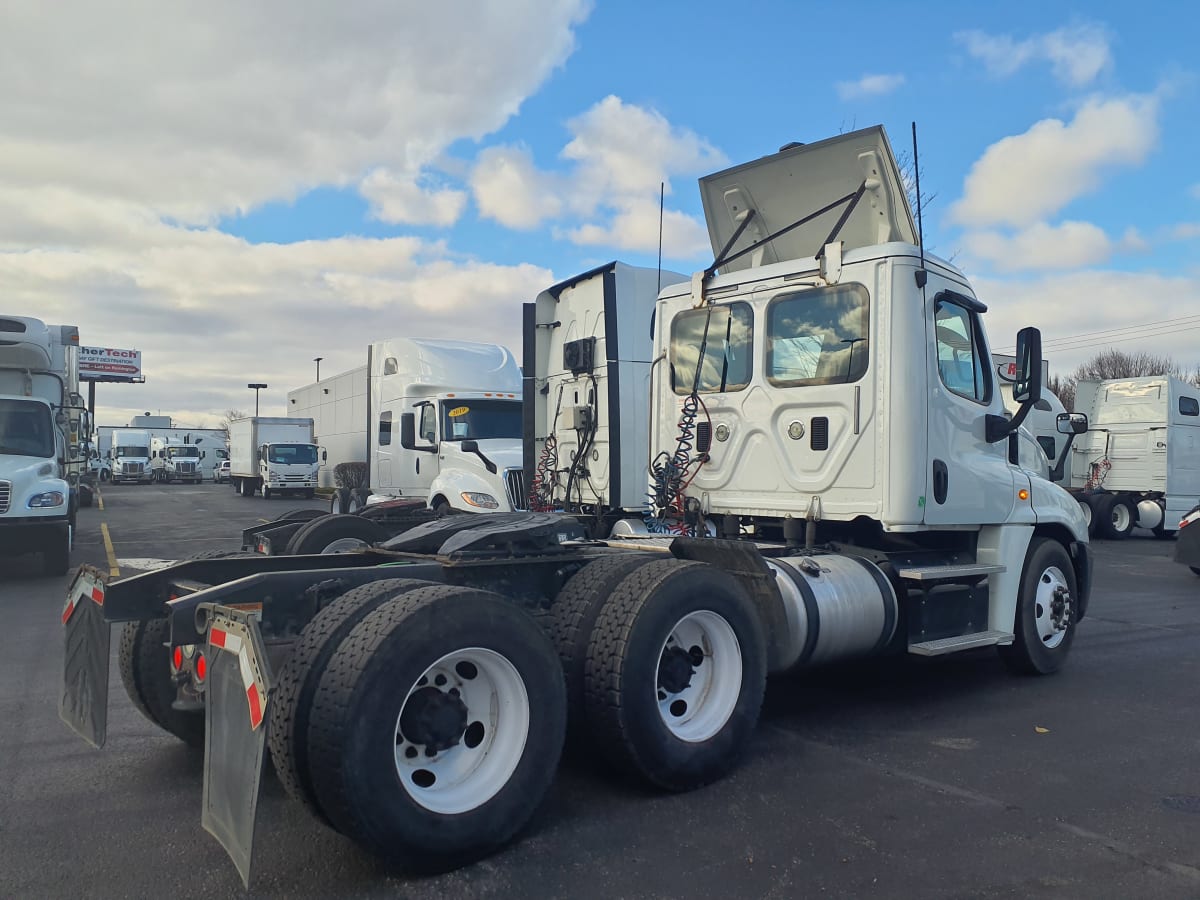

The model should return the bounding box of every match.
[1018,489,1029,501]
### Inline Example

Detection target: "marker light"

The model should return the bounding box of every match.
[172,646,183,671]
[195,653,207,682]
[1018,489,1029,501]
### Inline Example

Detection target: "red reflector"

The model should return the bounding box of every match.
[195,653,207,682]
[172,646,183,671]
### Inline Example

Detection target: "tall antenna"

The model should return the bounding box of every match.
[657,181,664,292]
[911,122,927,288]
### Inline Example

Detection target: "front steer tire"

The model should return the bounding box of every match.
[305,585,566,872]
[998,537,1078,675]
[582,559,767,792]
[268,577,431,825]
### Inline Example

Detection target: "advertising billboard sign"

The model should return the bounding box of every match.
[80,347,144,382]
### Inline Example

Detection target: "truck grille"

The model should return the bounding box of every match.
[122,462,144,475]
[0,481,10,514]
[177,462,196,474]
[504,468,526,511]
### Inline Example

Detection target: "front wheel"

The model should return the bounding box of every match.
[998,537,1078,675]
[305,585,566,871]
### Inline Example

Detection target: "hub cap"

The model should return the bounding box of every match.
[1034,565,1071,649]
[655,610,742,743]
[393,648,529,814]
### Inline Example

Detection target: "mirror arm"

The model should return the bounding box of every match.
[1048,432,1078,484]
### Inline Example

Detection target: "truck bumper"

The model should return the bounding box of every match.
[0,516,69,556]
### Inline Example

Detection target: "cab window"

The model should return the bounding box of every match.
[670,302,753,395]
[935,299,991,403]
[766,284,869,386]
[419,405,437,443]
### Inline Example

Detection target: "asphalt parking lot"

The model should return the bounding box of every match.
[2,483,1199,898]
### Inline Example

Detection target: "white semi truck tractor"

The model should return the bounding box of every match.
[0,314,87,575]
[61,126,1092,886]
[150,435,205,484]
[108,428,153,485]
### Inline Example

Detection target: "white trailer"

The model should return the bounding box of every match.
[1069,375,1200,539]
[286,366,367,489]
[150,435,206,484]
[108,428,153,484]
[0,315,86,575]
[229,417,321,499]
[62,125,1094,886]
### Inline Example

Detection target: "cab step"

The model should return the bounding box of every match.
[896,563,1005,581]
[908,630,1011,656]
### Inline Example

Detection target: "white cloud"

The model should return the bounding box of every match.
[0,1,589,223]
[1190,183,1200,201]
[470,146,565,229]
[949,95,1159,228]
[960,221,1148,272]
[1170,223,1200,240]
[470,95,723,254]
[977,271,1200,374]
[835,73,905,101]
[359,169,467,227]
[956,23,1112,87]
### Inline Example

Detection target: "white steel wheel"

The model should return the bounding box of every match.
[655,610,742,743]
[320,537,369,554]
[1033,564,1071,650]
[393,647,530,815]
[347,495,361,514]
[1079,499,1092,529]
[1109,501,1132,534]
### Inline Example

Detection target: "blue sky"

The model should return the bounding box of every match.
[3,1,1197,426]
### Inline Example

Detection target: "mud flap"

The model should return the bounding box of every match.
[59,565,110,748]
[201,606,273,889]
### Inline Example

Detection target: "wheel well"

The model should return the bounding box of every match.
[431,494,449,508]
[1032,523,1090,620]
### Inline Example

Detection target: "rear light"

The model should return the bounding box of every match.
[172,646,183,671]
[195,653,207,682]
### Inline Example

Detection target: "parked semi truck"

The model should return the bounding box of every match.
[1066,375,1200,540]
[229,417,321,498]
[0,314,86,575]
[109,428,153,484]
[150,435,205,484]
[61,126,1092,886]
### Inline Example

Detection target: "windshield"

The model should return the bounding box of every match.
[116,445,149,457]
[0,399,55,458]
[167,446,200,458]
[440,399,522,441]
[268,443,318,465]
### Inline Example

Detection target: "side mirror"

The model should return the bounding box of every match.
[322,449,327,463]
[1012,327,1043,405]
[201,451,206,459]
[400,413,416,450]
[1057,412,1088,435]
[460,439,479,453]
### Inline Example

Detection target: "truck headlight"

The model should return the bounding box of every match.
[460,492,499,509]
[269,470,279,479]
[28,491,66,508]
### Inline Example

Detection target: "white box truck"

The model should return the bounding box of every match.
[109,428,153,485]
[229,416,321,499]
[1068,375,1200,539]
[63,125,1094,886]
[0,314,87,575]
[150,435,206,484]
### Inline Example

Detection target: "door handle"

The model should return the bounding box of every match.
[932,459,948,505]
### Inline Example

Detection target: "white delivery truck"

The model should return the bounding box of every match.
[366,338,524,515]
[150,435,205,484]
[1067,375,1200,539]
[109,428,153,485]
[0,314,86,575]
[63,126,1094,886]
[229,416,321,499]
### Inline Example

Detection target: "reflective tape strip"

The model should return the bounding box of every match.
[62,573,105,625]
[208,619,266,731]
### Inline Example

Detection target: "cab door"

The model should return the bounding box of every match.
[922,284,1017,525]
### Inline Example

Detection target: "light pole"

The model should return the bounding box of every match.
[247,383,268,416]
[314,357,323,382]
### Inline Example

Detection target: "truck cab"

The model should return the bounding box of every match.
[151,436,205,484]
[109,429,153,484]
[368,338,525,514]
[0,316,86,575]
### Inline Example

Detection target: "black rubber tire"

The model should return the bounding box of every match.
[262,485,272,500]
[545,554,657,743]
[581,559,767,792]
[286,514,386,555]
[1191,567,1200,577]
[1101,494,1136,540]
[116,618,205,747]
[305,584,566,871]
[268,577,431,825]
[331,488,350,515]
[100,468,111,482]
[998,537,1078,675]
[1083,494,1109,538]
[434,499,454,517]
[42,529,71,577]
[349,487,370,514]
[273,508,326,524]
